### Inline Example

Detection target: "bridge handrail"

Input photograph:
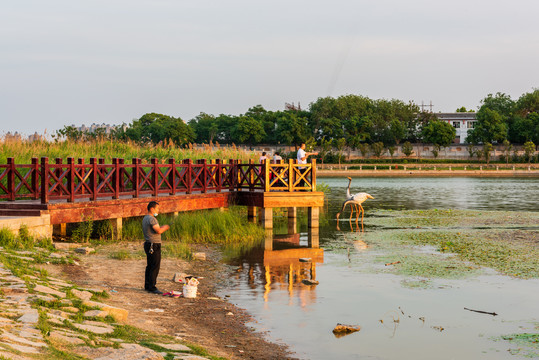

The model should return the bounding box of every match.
[0,157,317,203]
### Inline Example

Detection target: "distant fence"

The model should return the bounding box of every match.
[0,158,317,203]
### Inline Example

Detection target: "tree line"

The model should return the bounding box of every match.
[55,90,539,153]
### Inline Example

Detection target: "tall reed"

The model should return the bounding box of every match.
[0,138,256,164]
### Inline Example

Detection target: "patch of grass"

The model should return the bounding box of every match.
[37,309,51,336]
[500,333,539,358]
[376,253,478,278]
[108,250,133,260]
[163,242,192,260]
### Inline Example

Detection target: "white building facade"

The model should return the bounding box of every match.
[436,112,477,144]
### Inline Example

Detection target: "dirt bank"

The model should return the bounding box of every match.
[40,243,297,360]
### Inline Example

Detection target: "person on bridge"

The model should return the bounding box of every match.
[296,143,318,188]
[142,201,170,295]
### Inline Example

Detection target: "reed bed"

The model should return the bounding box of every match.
[0,138,256,164]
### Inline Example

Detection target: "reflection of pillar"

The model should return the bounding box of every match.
[311,262,317,281]
[308,207,319,228]
[287,207,297,235]
[288,263,294,296]
[260,207,273,229]
[248,206,257,223]
[308,227,320,248]
[264,265,271,302]
[264,229,273,251]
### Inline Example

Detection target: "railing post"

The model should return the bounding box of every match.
[132,158,139,198]
[77,158,85,196]
[288,159,294,192]
[31,157,39,200]
[237,160,242,190]
[249,159,254,191]
[67,157,75,202]
[184,159,192,194]
[90,158,98,201]
[55,158,62,197]
[40,157,49,204]
[216,159,222,192]
[264,159,270,192]
[7,158,15,201]
[229,159,235,191]
[112,158,119,199]
[311,159,317,192]
[202,159,207,193]
[119,158,125,193]
[168,158,176,195]
[151,158,158,197]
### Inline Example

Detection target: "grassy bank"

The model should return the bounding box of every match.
[0,138,255,164]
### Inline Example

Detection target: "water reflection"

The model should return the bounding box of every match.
[230,228,324,307]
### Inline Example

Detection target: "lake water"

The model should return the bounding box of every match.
[220,177,539,360]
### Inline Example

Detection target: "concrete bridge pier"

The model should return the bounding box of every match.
[111,218,122,240]
[259,208,273,229]
[308,227,319,248]
[248,206,257,223]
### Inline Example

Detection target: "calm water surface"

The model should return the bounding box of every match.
[220,177,539,360]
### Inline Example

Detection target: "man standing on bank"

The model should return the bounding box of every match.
[142,201,170,294]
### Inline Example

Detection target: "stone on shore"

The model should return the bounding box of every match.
[49,330,86,345]
[302,279,319,285]
[84,310,108,318]
[17,309,39,324]
[83,300,128,322]
[75,247,95,255]
[72,322,114,335]
[33,284,66,298]
[155,343,191,352]
[71,289,93,301]
[74,343,164,360]
[53,242,82,250]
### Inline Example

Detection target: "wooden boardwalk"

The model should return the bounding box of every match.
[0,157,324,239]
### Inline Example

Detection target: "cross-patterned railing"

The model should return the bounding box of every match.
[0,157,316,203]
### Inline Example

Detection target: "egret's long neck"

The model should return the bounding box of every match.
[346,179,352,199]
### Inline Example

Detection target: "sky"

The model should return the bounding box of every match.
[1,0,538,135]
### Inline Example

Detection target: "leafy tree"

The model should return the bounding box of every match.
[189,112,218,143]
[515,89,539,116]
[334,138,346,167]
[55,125,83,141]
[358,143,370,160]
[467,144,475,159]
[232,116,265,146]
[480,92,515,119]
[431,144,440,159]
[275,111,308,146]
[421,119,456,147]
[523,141,536,164]
[125,113,194,145]
[371,142,384,158]
[318,138,333,164]
[502,139,512,164]
[483,142,493,165]
[466,108,507,144]
[387,145,396,162]
[401,141,413,158]
[456,106,475,113]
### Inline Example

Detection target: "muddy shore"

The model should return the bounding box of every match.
[41,244,297,360]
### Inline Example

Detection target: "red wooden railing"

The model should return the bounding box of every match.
[0,157,316,204]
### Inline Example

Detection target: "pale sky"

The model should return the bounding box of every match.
[1,0,538,135]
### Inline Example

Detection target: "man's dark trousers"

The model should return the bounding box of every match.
[144,242,161,292]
